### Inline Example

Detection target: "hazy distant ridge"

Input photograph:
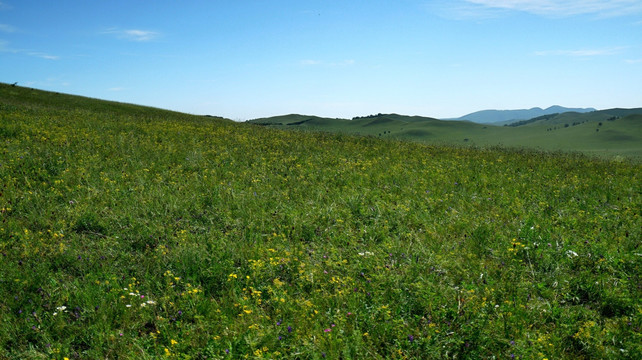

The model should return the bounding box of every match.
[452,106,596,124]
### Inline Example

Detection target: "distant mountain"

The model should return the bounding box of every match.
[451,106,596,124]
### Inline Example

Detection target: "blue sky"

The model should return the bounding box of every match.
[1,0,641,120]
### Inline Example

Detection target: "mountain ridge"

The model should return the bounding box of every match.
[449,105,597,124]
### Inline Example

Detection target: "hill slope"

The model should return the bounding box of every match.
[508,108,642,127]
[1,84,641,358]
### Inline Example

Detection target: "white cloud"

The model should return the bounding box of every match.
[21,77,69,88]
[103,28,160,42]
[624,58,642,64]
[534,47,626,56]
[28,52,59,60]
[0,23,16,32]
[0,40,58,59]
[463,0,642,17]
[122,29,159,41]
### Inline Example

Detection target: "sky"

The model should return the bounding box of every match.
[1,0,641,120]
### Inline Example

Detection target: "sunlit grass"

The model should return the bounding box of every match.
[1,84,640,358]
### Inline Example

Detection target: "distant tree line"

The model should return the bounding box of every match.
[545,118,616,132]
[353,113,384,120]
[505,113,559,127]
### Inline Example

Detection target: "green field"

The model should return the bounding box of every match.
[249,110,642,161]
[1,84,641,359]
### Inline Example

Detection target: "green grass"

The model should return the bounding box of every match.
[249,110,642,161]
[1,83,641,359]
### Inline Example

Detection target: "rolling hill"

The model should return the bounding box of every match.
[250,110,642,160]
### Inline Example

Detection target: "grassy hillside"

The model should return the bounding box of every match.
[251,111,642,160]
[510,108,642,127]
[1,84,641,359]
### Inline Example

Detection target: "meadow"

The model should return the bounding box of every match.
[1,83,641,359]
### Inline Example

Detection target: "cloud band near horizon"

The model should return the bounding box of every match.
[102,28,160,42]
[464,0,642,17]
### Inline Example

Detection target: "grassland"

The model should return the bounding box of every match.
[249,110,642,161]
[1,83,641,359]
